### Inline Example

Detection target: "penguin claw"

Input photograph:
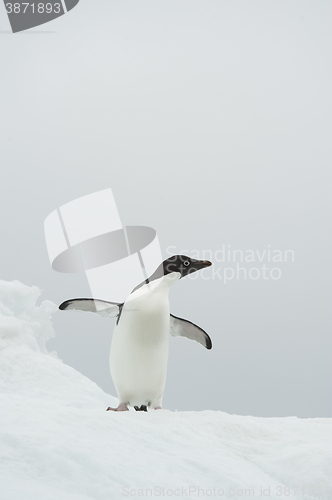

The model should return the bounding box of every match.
[106,403,129,412]
[134,405,148,412]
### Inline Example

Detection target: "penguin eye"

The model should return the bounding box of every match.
[183,260,190,266]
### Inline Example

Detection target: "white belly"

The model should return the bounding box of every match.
[109,277,177,409]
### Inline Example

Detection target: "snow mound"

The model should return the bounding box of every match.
[0,280,55,353]
[0,280,331,500]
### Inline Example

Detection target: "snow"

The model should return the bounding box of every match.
[0,280,331,500]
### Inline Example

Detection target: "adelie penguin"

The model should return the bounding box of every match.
[59,255,212,412]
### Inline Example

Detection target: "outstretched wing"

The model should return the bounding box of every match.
[170,314,212,350]
[59,298,122,318]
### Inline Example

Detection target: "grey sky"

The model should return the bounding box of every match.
[0,1,331,416]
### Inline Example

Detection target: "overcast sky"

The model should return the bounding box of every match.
[0,0,331,417]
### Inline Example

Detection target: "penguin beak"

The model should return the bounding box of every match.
[180,258,212,278]
[193,260,212,271]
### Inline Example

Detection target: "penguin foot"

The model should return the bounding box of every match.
[106,403,129,412]
[154,407,162,410]
[134,405,148,412]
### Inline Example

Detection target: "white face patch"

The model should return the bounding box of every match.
[126,272,181,302]
[160,271,181,285]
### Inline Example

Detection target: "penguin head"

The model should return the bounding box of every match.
[162,255,212,278]
[131,254,212,293]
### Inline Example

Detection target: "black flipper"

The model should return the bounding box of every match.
[170,314,212,350]
[59,298,122,318]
